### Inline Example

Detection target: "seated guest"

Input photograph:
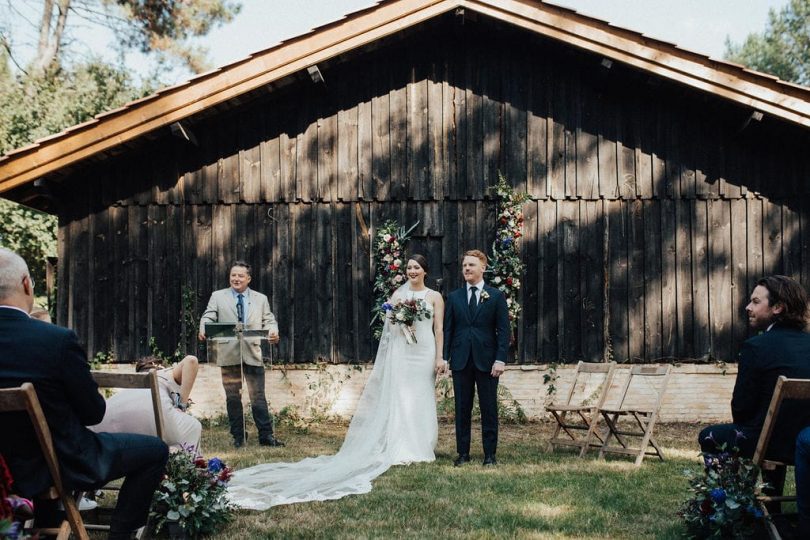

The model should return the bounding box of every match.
[796,427,810,537]
[91,355,203,451]
[699,275,810,499]
[0,247,168,540]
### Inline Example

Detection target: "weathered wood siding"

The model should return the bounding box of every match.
[54,16,810,364]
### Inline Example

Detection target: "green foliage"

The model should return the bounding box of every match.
[0,199,57,288]
[543,362,560,397]
[148,286,198,364]
[150,448,234,538]
[680,447,765,538]
[90,350,115,370]
[435,377,527,424]
[487,172,530,334]
[724,0,810,86]
[370,220,419,341]
[0,60,151,156]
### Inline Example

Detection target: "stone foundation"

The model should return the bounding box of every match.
[99,362,736,423]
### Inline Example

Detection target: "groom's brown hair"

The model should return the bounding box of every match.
[463,249,487,266]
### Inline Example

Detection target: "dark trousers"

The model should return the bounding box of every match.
[452,357,499,457]
[699,423,786,497]
[221,364,273,443]
[36,433,168,537]
[796,427,810,535]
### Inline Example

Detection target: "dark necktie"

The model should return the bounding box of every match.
[468,286,478,314]
[236,293,244,323]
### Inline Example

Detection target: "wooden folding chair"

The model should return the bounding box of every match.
[545,361,617,457]
[0,383,89,540]
[598,364,672,466]
[752,376,810,540]
[85,369,166,535]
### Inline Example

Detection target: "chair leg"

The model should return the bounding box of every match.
[61,494,89,540]
[598,412,618,459]
[579,409,600,457]
[633,411,659,467]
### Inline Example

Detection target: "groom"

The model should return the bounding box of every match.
[442,250,510,466]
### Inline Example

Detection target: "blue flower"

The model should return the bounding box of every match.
[747,505,764,519]
[207,457,224,473]
[710,488,726,504]
[382,302,393,312]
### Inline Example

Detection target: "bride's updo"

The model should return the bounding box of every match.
[408,254,429,274]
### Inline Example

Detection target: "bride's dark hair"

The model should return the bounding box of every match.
[408,254,429,274]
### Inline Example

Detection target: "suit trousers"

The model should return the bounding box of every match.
[221,364,274,443]
[796,427,810,535]
[699,423,786,498]
[35,432,168,537]
[452,356,499,457]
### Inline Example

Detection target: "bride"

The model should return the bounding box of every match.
[227,254,445,509]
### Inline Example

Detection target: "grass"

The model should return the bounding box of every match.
[177,418,708,539]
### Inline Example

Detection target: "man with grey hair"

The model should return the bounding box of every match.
[0,247,168,539]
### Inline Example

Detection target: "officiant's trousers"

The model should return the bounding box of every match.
[221,364,274,443]
[453,359,499,457]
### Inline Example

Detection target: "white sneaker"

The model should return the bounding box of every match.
[78,496,98,511]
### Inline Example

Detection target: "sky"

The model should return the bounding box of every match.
[3,0,788,84]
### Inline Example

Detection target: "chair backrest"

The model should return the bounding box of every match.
[91,370,166,441]
[0,383,89,539]
[555,361,617,408]
[605,364,672,412]
[753,376,810,466]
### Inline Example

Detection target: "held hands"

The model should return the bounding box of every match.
[434,359,448,377]
[490,362,505,378]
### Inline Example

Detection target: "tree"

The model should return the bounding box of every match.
[3,0,241,76]
[0,198,57,303]
[724,0,810,86]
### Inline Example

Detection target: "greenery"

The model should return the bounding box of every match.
[0,199,57,290]
[487,173,530,335]
[149,446,234,538]
[370,220,419,341]
[680,438,766,539]
[435,377,527,425]
[124,421,721,539]
[148,285,199,364]
[724,0,810,86]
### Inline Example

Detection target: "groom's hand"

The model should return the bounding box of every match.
[490,361,505,378]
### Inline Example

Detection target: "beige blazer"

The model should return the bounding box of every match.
[199,288,278,367]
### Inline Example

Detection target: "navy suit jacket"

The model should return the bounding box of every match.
[0,307,111,497]
[731,324,810,462]
[443,284,511,371]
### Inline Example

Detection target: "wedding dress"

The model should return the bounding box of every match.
[227,286,439,510]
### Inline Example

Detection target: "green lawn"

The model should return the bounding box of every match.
[187,419,706,539]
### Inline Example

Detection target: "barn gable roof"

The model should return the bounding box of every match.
[1,0,808,195]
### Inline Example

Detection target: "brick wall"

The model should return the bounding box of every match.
[101,362,737,423]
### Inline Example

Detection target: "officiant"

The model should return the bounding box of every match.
[198,261,284,448]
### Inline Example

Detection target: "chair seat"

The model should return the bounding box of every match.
[546,404,595,412]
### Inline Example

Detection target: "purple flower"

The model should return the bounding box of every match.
[710,488,726,504]
[734,429,747,441]
[207,457,224,473]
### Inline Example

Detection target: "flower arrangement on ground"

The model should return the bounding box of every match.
[487,172,529,335]
[150,446,234,538]
[679,439,765,538]
[382,298,432,344]
[371,220,419,340]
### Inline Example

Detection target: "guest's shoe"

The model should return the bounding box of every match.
[482,455,497,466]
[453,454,471,467]
[259,436,285,447]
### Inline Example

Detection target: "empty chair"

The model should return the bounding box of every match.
[545,361,617,457]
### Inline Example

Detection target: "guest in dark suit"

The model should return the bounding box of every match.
[0,247,168,540]
[441,250,510,466]
[699,275,810,499]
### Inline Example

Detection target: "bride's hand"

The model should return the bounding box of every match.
[434,359,448,376]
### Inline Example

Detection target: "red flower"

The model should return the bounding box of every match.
[514,231,522,238]
[506,277,513,285]
[387,236,396,243]
[389,264,398,271]
[500,217,507,224]
[700,498,713,515]
[194,457,207,469]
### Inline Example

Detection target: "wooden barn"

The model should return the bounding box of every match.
[1,0,809,365]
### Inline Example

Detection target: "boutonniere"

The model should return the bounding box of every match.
[480,290,490,302]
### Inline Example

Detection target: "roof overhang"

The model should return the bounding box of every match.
[1,0,808,195]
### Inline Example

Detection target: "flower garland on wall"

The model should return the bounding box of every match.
[487,173,530,334]
[371,220,419,340]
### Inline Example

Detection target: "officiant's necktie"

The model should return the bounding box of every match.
[236,293,244,323]
[468,286,478,314]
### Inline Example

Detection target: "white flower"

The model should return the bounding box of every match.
[383,234,392,242]
[394,259,402,266]
[506,298,513,306]
[494,276,502,284]
[508,220,515,228]
[383,254,393,262]
[514,279,521,289]
[396,312,405,321]
[394,274,404,283]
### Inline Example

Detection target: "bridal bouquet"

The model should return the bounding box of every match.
[382,298,431,344]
